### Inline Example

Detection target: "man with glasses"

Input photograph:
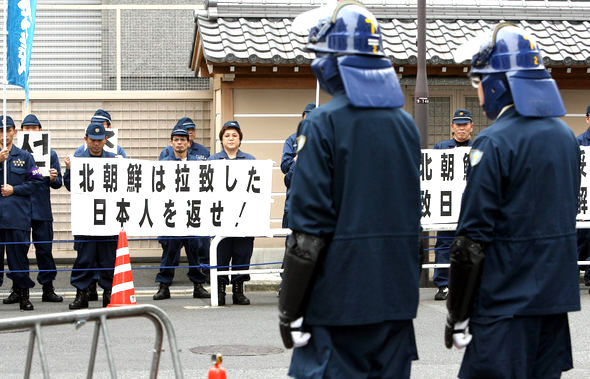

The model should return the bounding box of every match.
[432,109,474,301]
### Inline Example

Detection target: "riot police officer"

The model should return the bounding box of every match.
[445,24,580,378]
[64,123,118,309]
[0,115,43,311]
[152,124,210,300]
[279,2,422,377]
[432,109,474,301]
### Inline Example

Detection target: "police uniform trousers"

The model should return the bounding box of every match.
[216,237,254,285]
[0,229,35,289]
[289,320,418,379]
[29,220,58,285]
[70,236,116,291]
[433,231,453,288]
[155,237,207,284]
[459,314,573,379]
[576,229,590,283]
[189,236,210,266]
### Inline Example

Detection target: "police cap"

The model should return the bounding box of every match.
[175,117,196,130]
[452,109,473,125]
[85,122,106,140]
[22,114,42,128]
[0,115,15,129]
[91,109,112,125]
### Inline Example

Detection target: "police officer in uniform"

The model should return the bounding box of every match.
[64,123,118,309]
[159,117,212,280]
[209,120,256,306]
[575,105,590,292]
[152,124,210,300]
[445,24,580,378]
[75,109,127,158]
[432,109,474,301]
[0,115,43,311]
[279,2,421,377]
[281,103,315,229]
[5,115,63,304]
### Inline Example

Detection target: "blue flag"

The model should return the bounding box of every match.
[7,0,37,105]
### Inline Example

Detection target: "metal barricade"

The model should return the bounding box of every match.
[0,304,183,379]
[209,228,290,307]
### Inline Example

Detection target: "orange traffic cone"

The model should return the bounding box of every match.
[107,229,137,307]
[208,353,227,379]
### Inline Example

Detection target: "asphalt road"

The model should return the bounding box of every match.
[0,282,589,379]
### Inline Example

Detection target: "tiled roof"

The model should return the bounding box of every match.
[195,0,590,66]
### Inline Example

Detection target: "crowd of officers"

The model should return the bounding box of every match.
[0,110,258,311]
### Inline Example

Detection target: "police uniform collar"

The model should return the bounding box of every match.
[496,104,515,119]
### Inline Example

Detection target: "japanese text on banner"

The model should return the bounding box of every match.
[70,158,273,236]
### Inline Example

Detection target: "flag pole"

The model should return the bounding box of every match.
[2,0,7,186]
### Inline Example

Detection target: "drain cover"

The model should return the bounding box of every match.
[190,344,284,356]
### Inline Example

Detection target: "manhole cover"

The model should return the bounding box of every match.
[190,344,284,356]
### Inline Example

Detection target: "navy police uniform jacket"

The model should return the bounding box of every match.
[433,138,472,149]
[208,149,255,161]
[75,143,126,158]
[64,148,117,191]
[31,150,62,221]
[281,132,297,214]
[457,106,581,319]
[288,92,422,326]
[576,128,590,146]
[160,142,210,161]
[0,146,43,230]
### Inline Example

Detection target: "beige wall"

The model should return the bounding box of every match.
[562,89,590,136]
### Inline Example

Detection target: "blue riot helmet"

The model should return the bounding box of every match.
[467,23,565,120]
[303,0,404,108]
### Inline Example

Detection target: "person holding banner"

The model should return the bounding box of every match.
[74,109,127,158]
[432,109,474,301]
[209,120,256,306]
[279,2,421,377]
[0,116,43,311]
[445,24,580,378]
[4,115,63,304]
[575,104,590,293]
[64,123,118,309]
[158,116,212,279]
[152,125,210,301]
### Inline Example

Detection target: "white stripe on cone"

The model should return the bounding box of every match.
[114,263,132,275]
[112,281,135,294]
[116,247,130,257]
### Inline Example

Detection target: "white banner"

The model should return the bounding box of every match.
[70,158,273,236]
[15,131,51,176]
[421,146,590,226]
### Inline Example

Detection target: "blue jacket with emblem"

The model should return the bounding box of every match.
[457,106,581,318]
[75,143,126,158]
[160,142,210,161]
[288,92,422,326]
[0,145,43,230]
[31,150,62,221]
[64,148,117,191]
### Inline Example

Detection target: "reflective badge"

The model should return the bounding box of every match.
[13,159,25,167]
[469,149,484,167]
[296,135,306,153]
[95,127,100,133]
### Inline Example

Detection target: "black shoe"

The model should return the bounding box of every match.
[3,288,19,304]
[42,283,63,303]
[153,283,170,300]
[434,286,449,301]
[69,289,89,310]
[232,282,250,305]
[88,282,98,301]
[102,289,112,308]
[218,283,226,306]
[193,283,210,299]
[15,288,34,311]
